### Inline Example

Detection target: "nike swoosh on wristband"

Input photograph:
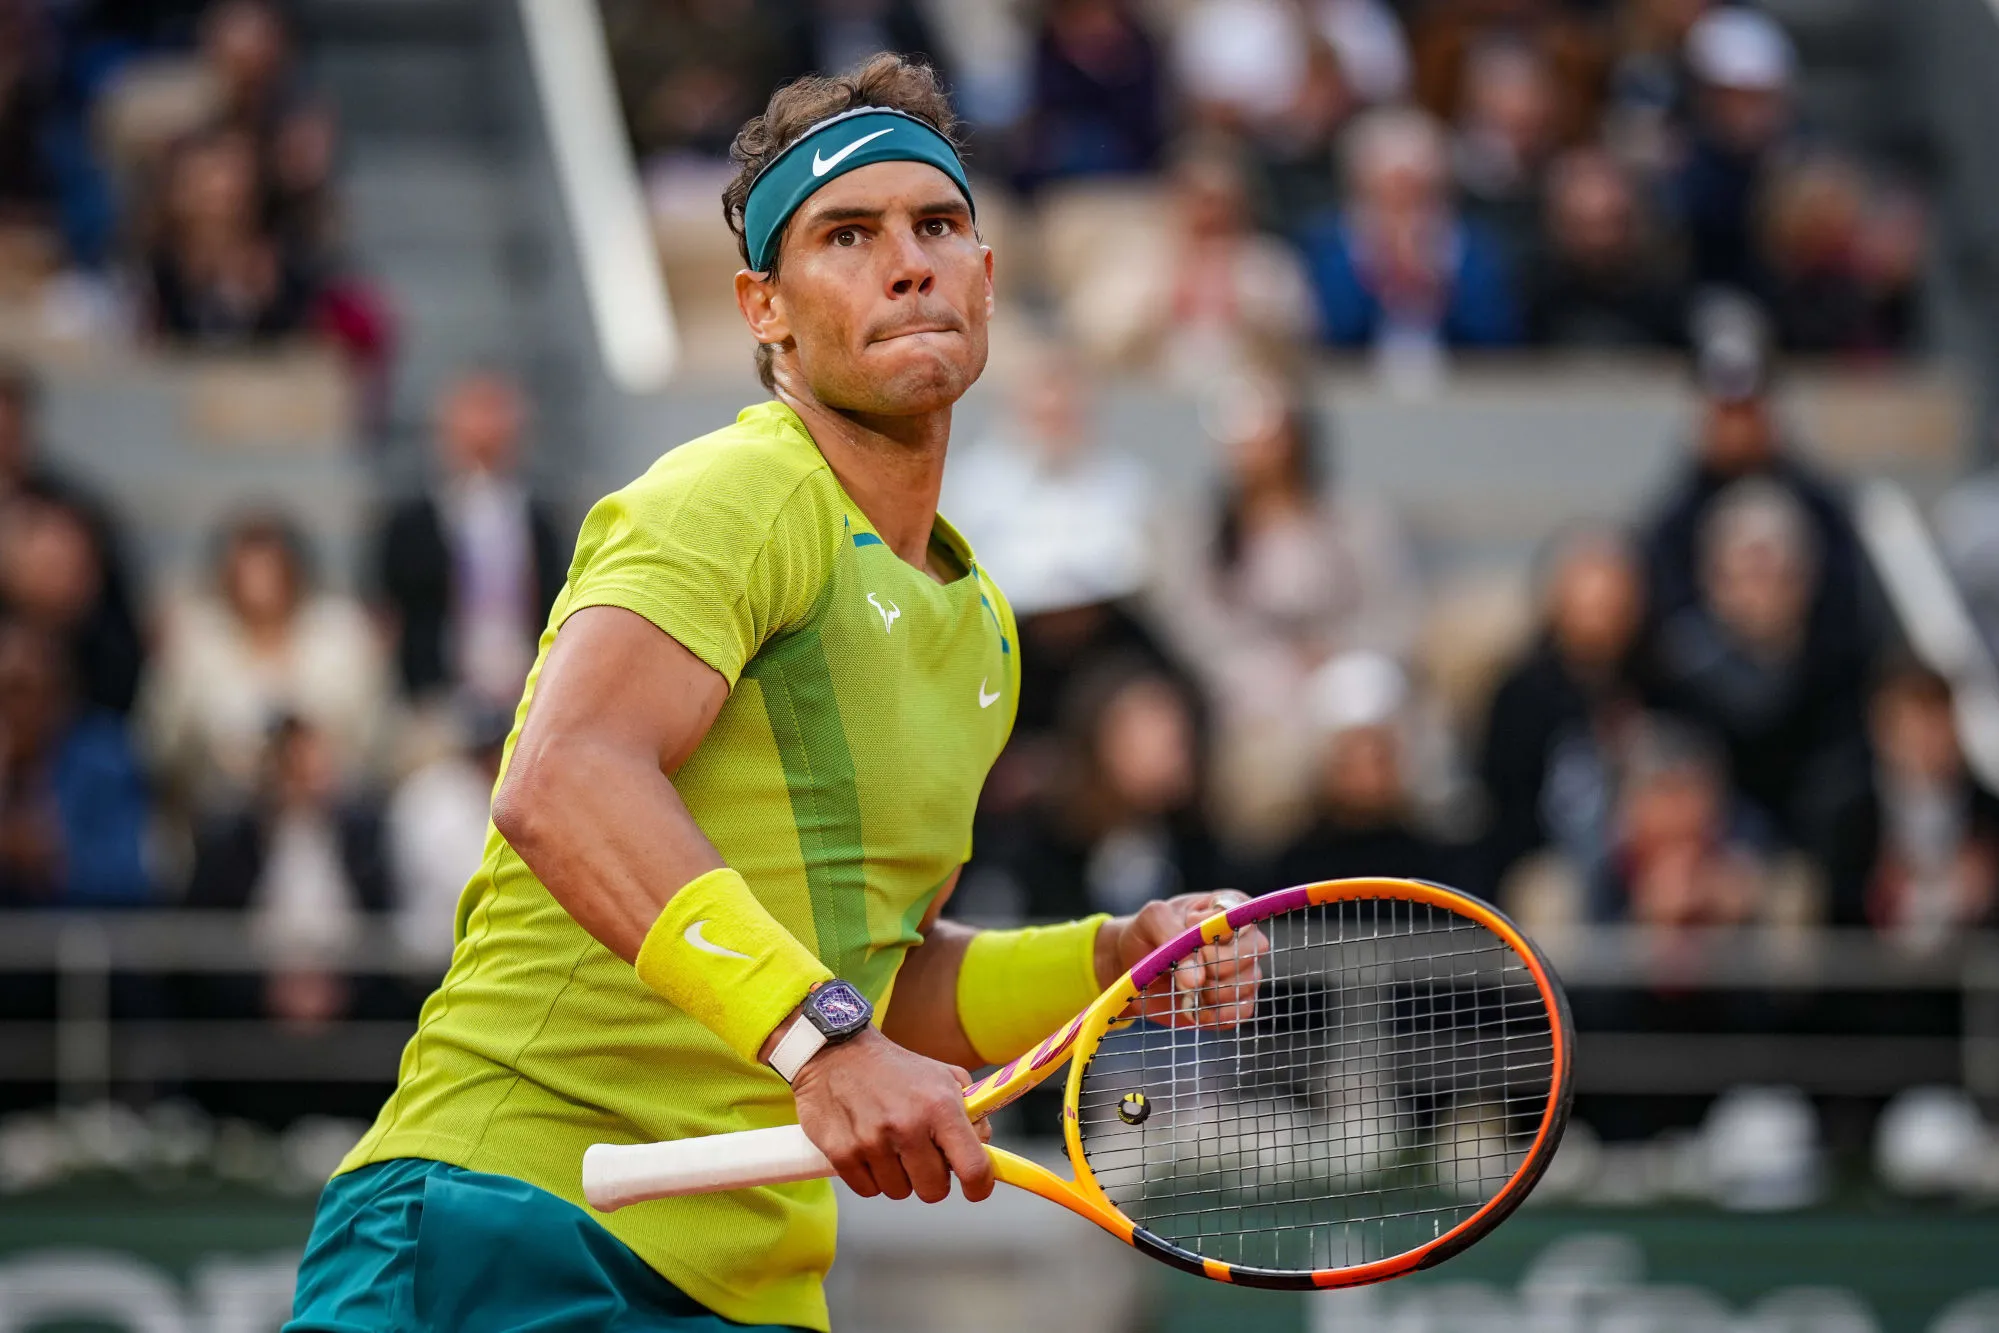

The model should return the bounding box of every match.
[684,920,751,961]
[978,678,1001,709]
[812,127,895,177]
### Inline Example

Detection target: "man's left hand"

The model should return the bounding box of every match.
[1094,891,1269,1029]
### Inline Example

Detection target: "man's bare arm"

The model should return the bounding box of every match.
[879,872,981,1067]
[490,605,728,960]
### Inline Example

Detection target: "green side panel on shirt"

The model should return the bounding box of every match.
[744,620,870,987]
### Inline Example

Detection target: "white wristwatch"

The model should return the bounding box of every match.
[767,980,873,1084]
[767,1013,827,1084]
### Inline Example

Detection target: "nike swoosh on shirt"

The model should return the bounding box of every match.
[812,127,895,177]
[684,921,751,961]
[978,678,1001,709]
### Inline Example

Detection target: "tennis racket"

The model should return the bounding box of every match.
[583,877,1573,1290]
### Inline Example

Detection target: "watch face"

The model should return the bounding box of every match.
[811,981,871,1035]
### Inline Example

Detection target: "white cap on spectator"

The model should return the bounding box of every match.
[1307,650,1407,735]
[1686,8,1796,92]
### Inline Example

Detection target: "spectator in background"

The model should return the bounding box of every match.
[1245,37,1357,231]
[1406,0,1610,146]
[1865,660,1999,953]
[1452,37,1562,271]
[1600,715,1767,926]
[1643,303,1877,682]
[1255,651,1466,894]
[1525,146,1686,347]
[1648,478,1875,920]
[775,0,949,94]
[1603,0,1711,174]
[942,350,1185,860]
[199,0,338,268]
[1300,107,1522,368]
[371,372,565,708]
[1479,525,1647,901]
[144,510,387,814]
[1172,0,1311,141]
[1015,0,1165,190]
[602,0,788,163]
[0,616,150,906]
[146,128,314,345]
[1065,145,1317,380]
[185,714,389,1040]
[1158,382,1420,840]
[386,701,510,967]
[0,363,145,714]
[971,657,1218,922]
[1761,155,1925,355]
[1672,6,1797,296]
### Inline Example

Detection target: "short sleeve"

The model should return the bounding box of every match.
[562,446,836,687]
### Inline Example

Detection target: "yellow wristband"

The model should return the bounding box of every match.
[955,914,1111,1066]
[634,867,833,1064]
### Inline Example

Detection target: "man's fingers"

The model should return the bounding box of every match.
[936,1114,996,1203]
[866,1145,915,1202]
[898,1135,954,1205]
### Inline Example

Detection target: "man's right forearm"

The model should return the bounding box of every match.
[491,729,723,964]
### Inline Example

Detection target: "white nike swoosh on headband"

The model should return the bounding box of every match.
[812,127,895,177]
[684,920,751,961]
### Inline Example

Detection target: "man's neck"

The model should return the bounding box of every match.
[776,384,952,577]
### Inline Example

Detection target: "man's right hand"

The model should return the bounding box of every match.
[786,1026,995,1204]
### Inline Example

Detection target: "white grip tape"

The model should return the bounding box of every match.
[583,1125,834,1212]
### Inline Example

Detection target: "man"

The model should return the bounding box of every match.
[370,371,566,707]
[287,54,1258,1333]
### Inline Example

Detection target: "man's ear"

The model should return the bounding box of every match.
[736,269,790,349]
[981,245,995,320]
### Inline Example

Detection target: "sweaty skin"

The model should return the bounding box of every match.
[495,157,1265,1210]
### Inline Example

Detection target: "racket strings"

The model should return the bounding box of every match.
[1075,898,1556,1275]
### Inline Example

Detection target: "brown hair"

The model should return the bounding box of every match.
[722,53,963,391]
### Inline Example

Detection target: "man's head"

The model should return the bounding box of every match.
[1539,524,1644,673]
[1700,478,1817,657]
[724,54,992,416]
[1546,148,1641,268]
[1344,106,1450,222]
[436,371,525,478]
[1686,6,1794,154]
[202,0,290,114]
[1307,651,1410,825]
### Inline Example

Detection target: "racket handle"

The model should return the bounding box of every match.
[583,1125,834,1212]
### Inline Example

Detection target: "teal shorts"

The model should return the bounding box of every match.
[285,1158,809,1333]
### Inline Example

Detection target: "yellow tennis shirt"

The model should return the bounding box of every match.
[339,401,1020,1331]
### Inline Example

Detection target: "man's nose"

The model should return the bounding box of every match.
[885,228,935,297]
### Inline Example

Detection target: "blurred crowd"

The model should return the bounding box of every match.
[0,0,390,412]
[614,0,1929,380]
[943,307,1999,960]
[0,355,556,1119]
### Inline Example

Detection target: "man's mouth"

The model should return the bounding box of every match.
[871,323,960,344]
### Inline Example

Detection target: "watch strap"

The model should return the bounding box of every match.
[767,1011,828,1084]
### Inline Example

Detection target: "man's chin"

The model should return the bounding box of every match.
[842,344,984,415]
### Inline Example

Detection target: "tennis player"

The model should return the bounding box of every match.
[285,54,1257,1333]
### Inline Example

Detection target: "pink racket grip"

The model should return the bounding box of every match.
[583,1125,834,1212]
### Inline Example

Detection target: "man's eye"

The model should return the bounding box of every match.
[832,228,859,246]
[921,218,952,237]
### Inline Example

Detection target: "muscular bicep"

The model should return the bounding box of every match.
[490,604,734,960]
[509,605,730,778]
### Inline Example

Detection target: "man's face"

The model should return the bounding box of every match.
[742,160,992,419]
[1700,397,1774,471]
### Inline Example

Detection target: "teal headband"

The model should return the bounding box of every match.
[742,107,974,273]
